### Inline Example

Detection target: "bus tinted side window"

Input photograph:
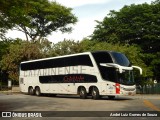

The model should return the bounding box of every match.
[92,52,112,64]
[21,55,93,71]
[92,51,116,82]
[111,52,131,67]
[65,55,93,67]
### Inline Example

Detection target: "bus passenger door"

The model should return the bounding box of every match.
[19,77,25,92]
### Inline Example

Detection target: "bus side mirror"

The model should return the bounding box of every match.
[132,66,142,75]
[100,63,123,73]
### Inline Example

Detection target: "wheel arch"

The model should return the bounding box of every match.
[77,86,87,94]
[34,86,40,90]
[28,86,33,90]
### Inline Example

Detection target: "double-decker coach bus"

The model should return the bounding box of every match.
[19,51,142,99]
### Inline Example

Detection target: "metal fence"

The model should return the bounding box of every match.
[136,83,160,94]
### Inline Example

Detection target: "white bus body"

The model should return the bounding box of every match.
[19,51,142,99]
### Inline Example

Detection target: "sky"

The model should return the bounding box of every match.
[6,0,154,43]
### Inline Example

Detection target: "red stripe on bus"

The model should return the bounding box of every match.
[116,83,120,94]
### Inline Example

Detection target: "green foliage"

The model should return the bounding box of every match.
[0,40,11,60]
[0,39,82,81]
[0,0,77,41]
[91,0,160,82]
[49,40,83,56]
[0,39,46,80]
[92,2,160,53]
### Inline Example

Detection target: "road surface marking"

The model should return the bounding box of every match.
[143,99,160,111]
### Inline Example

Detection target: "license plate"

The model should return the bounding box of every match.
[128,92,132,95]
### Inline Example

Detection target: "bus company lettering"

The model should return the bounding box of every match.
[63,75,84,82]
[23,66,86,77]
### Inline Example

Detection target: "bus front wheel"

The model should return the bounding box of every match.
[35,87,41,96]
[79,87,87,99]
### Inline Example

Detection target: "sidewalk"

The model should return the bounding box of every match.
[0,86,21,94]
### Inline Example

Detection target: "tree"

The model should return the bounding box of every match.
[0,40,11,85]
[0,0,77,41]
[91,0,160,82]
[0,39,83,82]
[92,1,160,53]
[0,39,47,81]
[49,40,82,56]
[0,40,11,61]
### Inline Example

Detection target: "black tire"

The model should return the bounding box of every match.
[35,87,41,96]
[108,96,115,100]
[51,94,57,97]
[49,94,57,97]
[91,87,100,100]
[79,87,87,99]
[28,87,34,95]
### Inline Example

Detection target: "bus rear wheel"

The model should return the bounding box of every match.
[91,87,99,100]
[79,87,87,99]
[35,87,41,96]
[28,87,34,95]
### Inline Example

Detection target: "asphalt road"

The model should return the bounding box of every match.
[0,93,160,120]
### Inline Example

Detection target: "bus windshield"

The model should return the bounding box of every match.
[103,67,135,85]
[117,70,135,85]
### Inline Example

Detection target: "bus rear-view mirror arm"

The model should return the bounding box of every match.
[132,66,142,75]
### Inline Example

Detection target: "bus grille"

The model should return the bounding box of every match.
[123,88,135,91]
